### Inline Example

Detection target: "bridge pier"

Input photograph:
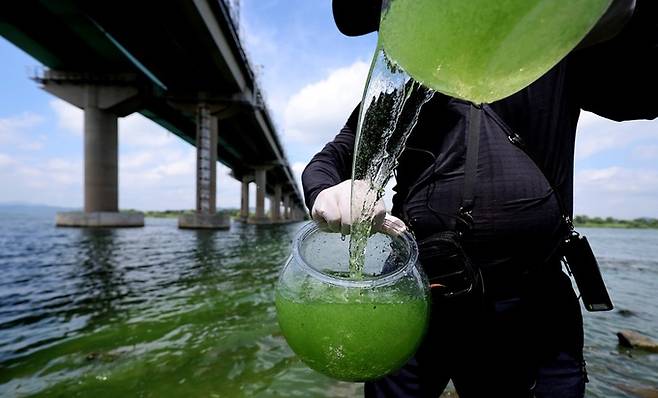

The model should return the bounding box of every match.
[248,167,270,224]
[239,175,251,221]
[282,194,290,221]
[85,106,118,212]
[178,104,229,229]
[270,184,282,222]
[40,75,144,228]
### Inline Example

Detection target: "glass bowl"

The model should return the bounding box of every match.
[275,221,430,381]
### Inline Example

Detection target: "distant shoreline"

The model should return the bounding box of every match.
[1,204,656,229]
[142,212,658,229]
[574,215,658,229]
[575,223,658,229]
[143,209,239,218]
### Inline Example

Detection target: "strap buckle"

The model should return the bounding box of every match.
[457,206,474,235]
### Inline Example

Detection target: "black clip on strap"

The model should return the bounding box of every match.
[458,103,482,234]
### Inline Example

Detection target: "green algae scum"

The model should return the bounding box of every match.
[275,287,429,381]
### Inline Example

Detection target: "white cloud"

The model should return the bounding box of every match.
[46,158,82,186]
[0,153,82,202]
[0,112,45,150]
[122,152,154,169]
[284,60,369,145]
[575,114,657,160]
[0,112,43,139]
[574,167,658,218]
[632,145,658,161]
[0,153,14,167]
[119,114,177,148]
[50,100,82,135]
[576,110,606,130]
[291,161,306,194]
[242,18,278,59]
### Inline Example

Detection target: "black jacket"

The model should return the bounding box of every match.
[303,0,658,292]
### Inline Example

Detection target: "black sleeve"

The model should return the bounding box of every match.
[572,0,658,121]
[301,104,359,211]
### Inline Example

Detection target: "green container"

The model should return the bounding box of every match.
[275,222,430,381]
[380,0,611,103]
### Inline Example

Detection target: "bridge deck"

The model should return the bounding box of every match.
[0,0,302,207]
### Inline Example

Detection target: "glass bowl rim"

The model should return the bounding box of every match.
[292,220,419,288]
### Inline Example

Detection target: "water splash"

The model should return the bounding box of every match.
[348,44,434,277]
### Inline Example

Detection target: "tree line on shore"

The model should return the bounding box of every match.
[143,209,239,218]
[573,215,658,229]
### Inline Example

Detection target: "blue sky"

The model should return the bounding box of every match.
[0,0,656,218]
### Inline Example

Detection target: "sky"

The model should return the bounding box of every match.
[0,0,656,218]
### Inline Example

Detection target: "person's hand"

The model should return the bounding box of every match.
[311,179,407,236]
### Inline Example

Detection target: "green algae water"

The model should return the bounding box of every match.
[0,218,366,397]
[380,0,611,103]
[1,213,657,396]
[275,288,428,381]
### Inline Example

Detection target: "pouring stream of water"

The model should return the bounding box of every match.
[348,45,433,278]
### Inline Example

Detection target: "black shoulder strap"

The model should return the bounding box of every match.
[398,101,482,233]
[457,104,482,232]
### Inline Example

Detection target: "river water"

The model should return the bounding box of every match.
[0,212,656,397]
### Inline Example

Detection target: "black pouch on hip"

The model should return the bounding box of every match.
[561,230,614,311]
[409,104,483,298]
[417,230,481,297]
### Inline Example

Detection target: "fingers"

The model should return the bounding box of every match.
[369,200,387,235]
[323,201,342,233]
[341,221,351,236]
[312,180,406,237]
[378,214,408,237]
[338,184,353,235]
[312,190,336,232]
[312,210,330,232]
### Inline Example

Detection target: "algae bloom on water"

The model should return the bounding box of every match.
[275,223,430,381]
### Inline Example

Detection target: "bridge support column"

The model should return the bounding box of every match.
[282,194,291,221]
[239,176,251,221]
[51,81,143,227]
[270,184,282,222]
[85,107,118,212]
[248,167,270,224]
[178,104,229,229]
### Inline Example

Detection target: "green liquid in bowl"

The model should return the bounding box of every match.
[276,223,429,381]
[275,286,429,381]
[380,0,611,103]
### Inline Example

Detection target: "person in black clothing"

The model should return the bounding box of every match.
[302,1,658,397]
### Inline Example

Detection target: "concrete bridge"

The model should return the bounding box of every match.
[0,0,306,228]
